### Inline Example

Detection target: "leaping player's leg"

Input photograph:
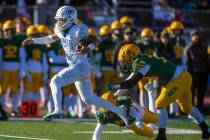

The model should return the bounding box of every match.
[43,66,79,121]
[75,76,129,126]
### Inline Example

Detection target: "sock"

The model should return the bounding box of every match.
[50,83,63,113]
[157,108,168,129]
[189,106,204,124]
[12,93,20,112]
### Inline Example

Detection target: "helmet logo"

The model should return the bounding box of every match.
[66,9,74,15]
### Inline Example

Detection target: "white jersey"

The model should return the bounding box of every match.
[55,24,89,65]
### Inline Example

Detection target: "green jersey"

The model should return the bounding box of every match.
[25,44,47,62]
[98,41,115,68]
[168,37,186,65]
[95,96,134,127]
[0,35,25,62]
[138,42,158,56]
[132,54,177,84]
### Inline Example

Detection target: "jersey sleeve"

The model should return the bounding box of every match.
[132,57,151,76]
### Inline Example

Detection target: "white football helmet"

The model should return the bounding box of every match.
[55,6,77,31]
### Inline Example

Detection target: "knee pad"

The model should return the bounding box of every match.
[130,123,153,138]
[142,108,158,124]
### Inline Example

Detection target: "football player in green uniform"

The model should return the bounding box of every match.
[98,25,119,94]
[22,25,48,115]
[0,20,26,116]
[93,92,157,140]
[137,27,159,129]
[106,44,210,140]
[168,21,186,117]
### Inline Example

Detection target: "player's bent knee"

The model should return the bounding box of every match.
[50,75,61,87]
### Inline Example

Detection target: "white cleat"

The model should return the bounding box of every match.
[43,111,64,121]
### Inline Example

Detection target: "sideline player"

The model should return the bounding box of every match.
[22,6,128,125]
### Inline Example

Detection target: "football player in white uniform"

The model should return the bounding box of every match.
[22,6,128,125]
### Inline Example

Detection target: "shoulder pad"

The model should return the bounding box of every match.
[72,24,89,39]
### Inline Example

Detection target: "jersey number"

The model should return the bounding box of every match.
[21,101,38,117]
[4,45,17,58]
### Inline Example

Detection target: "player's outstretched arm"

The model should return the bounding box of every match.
[22,34,59,47]
[106,72,143,91]
[92,123,105,140]
[106,64,151,91]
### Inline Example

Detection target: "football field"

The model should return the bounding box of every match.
[0,118,209,140]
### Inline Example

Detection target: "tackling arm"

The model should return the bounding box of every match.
[106,65,151,91]
[92,123,105,140]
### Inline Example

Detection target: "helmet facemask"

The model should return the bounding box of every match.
[55,17,74,31]
[3,28,15,39]
[142,36,153,45]
[118,50,137,73]
[118,61,132,73]
[172,29,183,37]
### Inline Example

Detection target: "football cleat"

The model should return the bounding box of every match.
[202,127,210,140]
[43,113,64,121]
[155,134,167,140]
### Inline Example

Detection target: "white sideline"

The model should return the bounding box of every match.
[0,134,52,140]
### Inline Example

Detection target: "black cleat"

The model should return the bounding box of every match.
[202,127,210,140]
[155,134,167,140]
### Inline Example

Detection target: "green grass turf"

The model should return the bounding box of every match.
[0,120,208,140]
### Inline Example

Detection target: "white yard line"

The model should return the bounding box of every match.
[73,128,201,135]
[0,134,52,140]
